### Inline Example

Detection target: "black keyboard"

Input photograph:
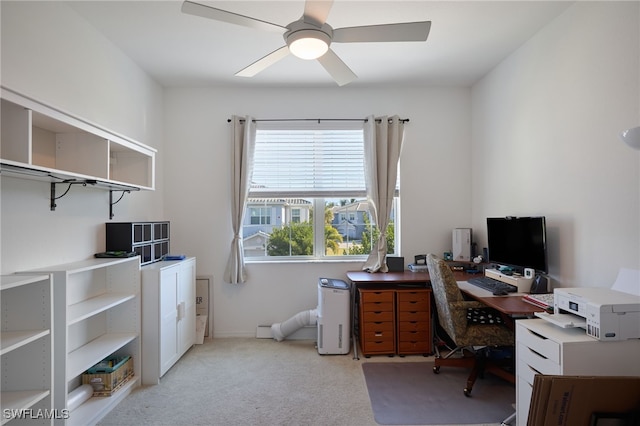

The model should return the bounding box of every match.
[467,276,518,293]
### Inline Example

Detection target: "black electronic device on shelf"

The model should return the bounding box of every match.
[105,221,170,265]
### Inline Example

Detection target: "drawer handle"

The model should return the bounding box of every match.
[375,332,383,337]
[528,347,548,360]
[529,329,548,340]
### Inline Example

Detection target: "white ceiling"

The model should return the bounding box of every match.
[66,0,573,88]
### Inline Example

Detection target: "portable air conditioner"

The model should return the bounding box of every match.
[317,278,351,355]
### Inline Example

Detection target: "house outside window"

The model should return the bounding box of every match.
[243,121,399,260]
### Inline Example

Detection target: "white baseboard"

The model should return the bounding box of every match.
[256,325,317,340]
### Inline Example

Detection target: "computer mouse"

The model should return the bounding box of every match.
[493,289,508,296]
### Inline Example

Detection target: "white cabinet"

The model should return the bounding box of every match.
[515,318,640,426]
[141,258,196,385]
[1,274,53,425]
[1,87,156,213]
[24,257,141,426]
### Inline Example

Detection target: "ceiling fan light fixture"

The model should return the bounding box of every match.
[287,29,330,60]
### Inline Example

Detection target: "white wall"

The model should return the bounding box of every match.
[4,1,636,338]
[471,1,640,288]
[163,86,472,336]
[0,1,164,272]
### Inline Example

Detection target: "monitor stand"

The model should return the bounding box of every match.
[486,269,534,292]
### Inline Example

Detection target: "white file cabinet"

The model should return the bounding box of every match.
[516,318,640,425]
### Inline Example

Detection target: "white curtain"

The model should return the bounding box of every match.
[362,115,405,273]
[223,116,256,284]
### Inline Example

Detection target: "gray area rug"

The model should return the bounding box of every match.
[362,362,514,425]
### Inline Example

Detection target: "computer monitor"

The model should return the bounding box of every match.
[486,216,548,274]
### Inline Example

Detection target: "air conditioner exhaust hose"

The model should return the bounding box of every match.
[271,308,318,341]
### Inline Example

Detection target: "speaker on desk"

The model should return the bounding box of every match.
[530,274,549,294]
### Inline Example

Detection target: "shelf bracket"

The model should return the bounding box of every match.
[109,190,131,220]
[50,180,97,211]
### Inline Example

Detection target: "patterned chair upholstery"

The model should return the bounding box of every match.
[426,253,515,396]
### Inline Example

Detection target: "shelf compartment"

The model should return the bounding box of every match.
[67,293,136,326]
[1,87,156,191]
[67,332,137,381]
[0,274,50,291]
[0,330,50,356]
[67,376,139,426]
[0,390,51,426]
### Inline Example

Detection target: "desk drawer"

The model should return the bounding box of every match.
[517,357,543,386]
[360,290,393,303]
[362,339,395,354]
[362,302,394,312]
[398,340,430,354]
[362,321,394,333]
[516,377,533,426]
[397,290,429,303]
[362,311,394,322]
[398,300,429,312]
[398,330,429,342]
[517,342,561,376]
[517,322,560,364]
[398,320,429,332]
[398,310,427,322]
[361,328,395,341]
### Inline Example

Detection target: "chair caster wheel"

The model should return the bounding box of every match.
[433,366,440,374]
[463,388,472,397]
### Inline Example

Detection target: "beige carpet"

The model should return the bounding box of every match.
[97,338,506,426]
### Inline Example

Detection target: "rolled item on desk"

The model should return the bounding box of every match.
[67,384,94,411]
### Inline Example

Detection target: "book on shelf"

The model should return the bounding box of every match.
[522,293,554,312]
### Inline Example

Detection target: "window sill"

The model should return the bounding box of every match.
[245,258,367,265]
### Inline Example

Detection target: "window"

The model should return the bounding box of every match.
[291,208,301,223]
[249,207,271,225]
[243,121,398,260]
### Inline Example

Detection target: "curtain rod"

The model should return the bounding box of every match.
[227,117,409,123]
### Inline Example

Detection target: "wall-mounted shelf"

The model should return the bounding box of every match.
[0,87,156,218]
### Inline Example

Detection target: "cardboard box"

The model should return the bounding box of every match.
[82,356,134,397]
[196,276,210,337]
[528,375,640,426]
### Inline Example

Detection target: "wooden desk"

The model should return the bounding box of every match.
[346,270,544,359]
[457,281,545,317]
[346,271,543,316]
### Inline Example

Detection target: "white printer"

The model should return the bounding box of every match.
[554,287,640,341]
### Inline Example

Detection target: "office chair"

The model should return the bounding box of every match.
[426,253,515,396]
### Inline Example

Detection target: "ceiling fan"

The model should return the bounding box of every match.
[181,0,431,86]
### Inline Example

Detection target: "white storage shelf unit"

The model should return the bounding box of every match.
[23,257,141,426]
[1,274,53,425]
[0,87,155,190]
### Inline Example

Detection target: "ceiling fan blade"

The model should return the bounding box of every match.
[235,46,290,77]
[333,21,431,43]
[181,1,286,33]
[317,49,357,86]
[303,0,334,27]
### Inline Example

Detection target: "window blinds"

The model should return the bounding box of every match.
[250,122,366,198]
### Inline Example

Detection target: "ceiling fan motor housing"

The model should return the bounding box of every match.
[285,21,333,59]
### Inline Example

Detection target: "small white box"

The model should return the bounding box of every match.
[452,228,471,261]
